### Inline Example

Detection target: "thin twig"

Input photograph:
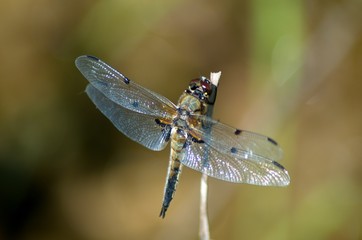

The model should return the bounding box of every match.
[199,174,210,240]
[210,71,221,87]
[199,72,221,240]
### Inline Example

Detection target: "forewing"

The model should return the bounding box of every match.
[76,55,176,118]
[86,85,171,151]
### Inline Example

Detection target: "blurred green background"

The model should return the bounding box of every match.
[0,0,361,239]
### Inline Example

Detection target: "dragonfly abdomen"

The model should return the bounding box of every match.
[159,127,187,218]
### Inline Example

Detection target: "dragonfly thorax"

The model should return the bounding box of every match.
[173,108,190,129]
[178,108,189,120]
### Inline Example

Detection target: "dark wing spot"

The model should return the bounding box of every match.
[192,137,205,144]
[155,119,171,142]
[267,137,278,146]
[87,55,99,61]
[132,101,139,108]
[230,147,237,154]
[164,131,171,142]
[158,121,171,142]
[272,161,285,170]
[123,77,130,85]
[234,129,242,135]
[155,118,168,128]
[182,141,190,149]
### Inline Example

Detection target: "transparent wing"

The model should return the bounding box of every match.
[190,114,283,161]
[182,140,290,186]
[86,85,171,151]
[181,115,290,186]
[76,55,177,118]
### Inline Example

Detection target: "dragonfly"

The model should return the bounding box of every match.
[75,55,290,218]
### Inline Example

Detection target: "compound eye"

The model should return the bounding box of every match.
[201,79,212,95]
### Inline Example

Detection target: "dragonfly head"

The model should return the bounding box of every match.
[186,77,217,105]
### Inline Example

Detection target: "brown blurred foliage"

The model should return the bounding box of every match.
[0,0,361,239]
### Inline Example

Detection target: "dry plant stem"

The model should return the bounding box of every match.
[199,71,221,240]
[210,71,221,87]
[199,174,209,240]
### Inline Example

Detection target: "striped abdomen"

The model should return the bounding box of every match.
[159,127,187,218]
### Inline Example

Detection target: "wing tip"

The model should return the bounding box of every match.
[85,55,100,61]
[272,160,285,170]
[272,160,291,186]
[267,137,278,146]
[75,55,100,66]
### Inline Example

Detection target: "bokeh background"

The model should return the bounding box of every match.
[0,0,361,239]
